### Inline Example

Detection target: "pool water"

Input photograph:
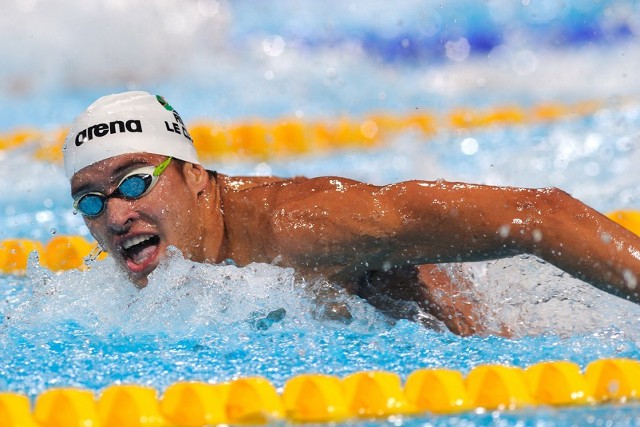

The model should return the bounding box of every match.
[2,1,640,425]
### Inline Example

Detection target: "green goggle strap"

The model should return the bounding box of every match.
[153,156,172,177]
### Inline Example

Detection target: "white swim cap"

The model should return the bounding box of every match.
[63,91,200,179]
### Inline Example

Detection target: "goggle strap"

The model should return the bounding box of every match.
[153,157,172,177]
[86,244,106,262]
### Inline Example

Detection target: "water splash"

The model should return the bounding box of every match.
[4,247,388,337]
[1,249,639,399]
[463,255,640,340]
[5,246,639,342]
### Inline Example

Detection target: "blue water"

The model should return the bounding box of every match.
[2,1,640,425]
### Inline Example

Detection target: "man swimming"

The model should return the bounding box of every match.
[64,91,640,335]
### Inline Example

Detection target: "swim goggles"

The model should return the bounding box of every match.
[73,157,172,218]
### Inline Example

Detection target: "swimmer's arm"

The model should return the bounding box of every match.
[401,181,640,303]
[389,181,640,303]
[271,178,640,303]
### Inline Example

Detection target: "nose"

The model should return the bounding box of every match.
[103,197,138,234]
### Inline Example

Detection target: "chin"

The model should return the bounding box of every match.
[119,256,155,288]
[131,274,149,288]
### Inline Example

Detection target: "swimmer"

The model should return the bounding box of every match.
[64,91,640,335]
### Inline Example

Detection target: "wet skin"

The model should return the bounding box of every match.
[71,153,640,335]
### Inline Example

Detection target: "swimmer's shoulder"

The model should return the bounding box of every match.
[215,173,369,199]
[215,172,308,192]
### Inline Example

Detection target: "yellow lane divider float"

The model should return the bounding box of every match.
[1,209,638,275]
[0,359,638,426]
[0,236,105,275]
[0,100,605,163]
[607,210,640,237]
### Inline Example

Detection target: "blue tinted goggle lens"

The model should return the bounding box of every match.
[76,194,106,216]
[74,173,154,217]
[73,158,171,218]
[118,174,153,198]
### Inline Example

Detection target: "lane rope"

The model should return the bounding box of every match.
[1,359,639,425]
[0,100,607,163]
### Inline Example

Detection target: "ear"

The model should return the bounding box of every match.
[181,162,210,194]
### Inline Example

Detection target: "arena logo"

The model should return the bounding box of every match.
[75,120,142,147]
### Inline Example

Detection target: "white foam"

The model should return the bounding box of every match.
[460,255,640,339]
[7,247,387,337]
[7,247,640,340]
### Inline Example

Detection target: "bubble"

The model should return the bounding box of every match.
[532,229,543,243]
[392,157,408,171]
[584,161,601,177]
[615,136,632,152]
[263,35,286,57]
[461,138,479,155]
[524,0,569,24]
[254,162,272,176]
[360,120,378,139]
[623,269,637,290]
[530,157,547,172]
[607,380,620,396]
[584,133,603,153]
[511,50,538,76]
[35,210,54,223]
[445,38,470,62]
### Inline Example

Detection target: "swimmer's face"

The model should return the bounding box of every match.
[70,153,207,286]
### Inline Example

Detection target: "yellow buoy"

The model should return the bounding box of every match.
[271,120,308,155]
[160,381,229,426]
[33,388,98,427]
[404,368,472,414]
[584,358,640,402]
[225,377,284,424]
[342,370,415,418]
[41,236,96,272]
[282,374,349,422]
[524,361,592,406]
[0,239,43,275]
[466,365,534,410]
[607,210,640,236]
[0,392,38,427]
[98,385,166,427]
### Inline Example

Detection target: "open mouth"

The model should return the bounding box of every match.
[121,234,161,266]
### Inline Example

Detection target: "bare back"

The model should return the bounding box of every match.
[214,173,507,335]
